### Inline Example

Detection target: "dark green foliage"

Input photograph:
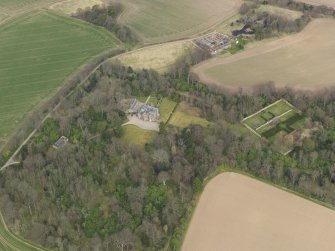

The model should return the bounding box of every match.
[144,185,168,215]
[82,207,118,237]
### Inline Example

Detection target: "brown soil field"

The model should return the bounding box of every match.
[192,19,335,91]
[182,172,335,251]
[301,0,335,8]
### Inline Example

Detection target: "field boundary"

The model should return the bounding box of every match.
[0,212,51,251]
[177,165,335,251]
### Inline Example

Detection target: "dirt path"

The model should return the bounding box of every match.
[182,172,335,251]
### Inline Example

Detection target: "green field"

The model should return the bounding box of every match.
[169,102,210,128]
[244,100,293,130]
[0,0,37,9]
[119,0,241,43]
[242,99,305,153]
[0,11,119,143]
[122,124,156,146]
[0,212,49,251]
[159,98,177,123]
[0,0,56,14]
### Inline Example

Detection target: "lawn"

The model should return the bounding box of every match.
[169,102,210,128]
[194,19,335,91]
[118,0,241,43]
[159,98,177,123]
[122,125,156,146]
[0,11,120,143]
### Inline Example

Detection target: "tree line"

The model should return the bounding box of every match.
[1,48,335,250]
[239,2,310,40]
[251,0,335,17]
[73,3,139,44]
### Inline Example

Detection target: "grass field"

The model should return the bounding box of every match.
[0,0,57,15]
[193,19,335,91]
[49,0,103,15]
[0,212,48,251]
[0,0,38,10]
[169,102,210,128]
[117,40,193,73]
[257,5,302,20]
[118,0,241,43]
[159,98,177,123]
[301,0,335,8]
[122,124,156,146]
[0,11,119,143]
[182,172,335,251]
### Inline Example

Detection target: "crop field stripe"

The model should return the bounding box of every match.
[0,212,50,251]
[0,10,120,140]
[0,47,111,66]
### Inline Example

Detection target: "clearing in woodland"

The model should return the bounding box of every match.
[117,0,242,43]
[0,11,119,143]
[301,0,335,8]
[182,172,335,251]
[117,40,193,73]
[192,19,335,91]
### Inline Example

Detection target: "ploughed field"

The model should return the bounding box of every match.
[0,11,119,142]
[118,0,242,43]
[182,173,335,251]
[192,19,335,91]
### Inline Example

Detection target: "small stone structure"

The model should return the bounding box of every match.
[128,98,160,122]
[194,32,233,55]
[53,136,69,149]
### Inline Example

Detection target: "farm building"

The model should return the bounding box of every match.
[53,136,69,149]
[128,99,160,122]
[194,32,233,55]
